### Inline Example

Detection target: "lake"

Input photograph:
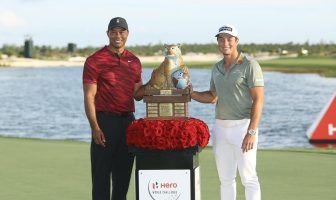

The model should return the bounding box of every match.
[1,66,336,148]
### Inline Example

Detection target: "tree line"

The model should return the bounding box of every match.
[1,42,335,59]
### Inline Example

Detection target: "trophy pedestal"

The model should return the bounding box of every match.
[126,87,207,200]
[143,88,190,119]
[131,147,201,200]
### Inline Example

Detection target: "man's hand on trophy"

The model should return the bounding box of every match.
[187,81,193,93]
[187,82,193,101]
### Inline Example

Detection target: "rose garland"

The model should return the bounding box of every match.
[126,118,210,150]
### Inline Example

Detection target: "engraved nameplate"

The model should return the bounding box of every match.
[148,113,159,117]
[159,103,173,116]
[147,107,158,111]
[160,90,172,95]
[175,109,185,113]
[175,103,185,107]
[148,110,158,114]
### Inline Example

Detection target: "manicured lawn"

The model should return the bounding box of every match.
[259,56,336,77]
[143,56,336,77]
[1,137,335,200]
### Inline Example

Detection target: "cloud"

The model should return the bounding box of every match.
[0,10,25,28]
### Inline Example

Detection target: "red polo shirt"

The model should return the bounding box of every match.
[83,46,142,113]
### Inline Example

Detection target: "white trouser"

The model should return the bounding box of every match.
[213,119,261,200]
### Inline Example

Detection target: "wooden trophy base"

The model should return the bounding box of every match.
[143,88,190,119]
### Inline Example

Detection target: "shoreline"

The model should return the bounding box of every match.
[0,54,222,68]
[0,53,277,68]
[2,55,335,77]
[0,57,85,68]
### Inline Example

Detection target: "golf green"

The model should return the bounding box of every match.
[1,137,335,200]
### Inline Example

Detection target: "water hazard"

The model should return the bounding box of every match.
[0,67,335,148]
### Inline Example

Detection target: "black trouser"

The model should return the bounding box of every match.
[91,112,135,200]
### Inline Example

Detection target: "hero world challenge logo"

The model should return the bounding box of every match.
[148,180,182,200]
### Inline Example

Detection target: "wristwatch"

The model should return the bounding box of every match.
[248,128,257,136]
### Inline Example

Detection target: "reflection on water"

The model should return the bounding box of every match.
[0,67,336,148]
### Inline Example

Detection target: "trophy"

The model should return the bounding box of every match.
[144,44,191,119]
[127,44,209,200]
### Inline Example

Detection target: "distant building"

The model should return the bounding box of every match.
[280,50,288,55]
[24,38,34,58]
[67,43,77,54]
[1,54,9,59]
[301,48,309,55]
[278,48,288,55]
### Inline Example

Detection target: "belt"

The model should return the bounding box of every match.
[215,119,250,128]
[97,111,133,117]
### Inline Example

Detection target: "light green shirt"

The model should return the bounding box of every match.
[210,53,264,120]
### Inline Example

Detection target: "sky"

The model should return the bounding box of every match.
[0,0,335,47]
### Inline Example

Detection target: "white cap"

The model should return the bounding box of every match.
[215,24,238,38]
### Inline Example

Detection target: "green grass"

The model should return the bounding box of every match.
[143,56,336,77]
[0,137,91,200]
[259,56,336,77]
[1,136,336,200]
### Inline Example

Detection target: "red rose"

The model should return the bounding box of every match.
[126,118,210,150]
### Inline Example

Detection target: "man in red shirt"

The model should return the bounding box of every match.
[83,17,146,200]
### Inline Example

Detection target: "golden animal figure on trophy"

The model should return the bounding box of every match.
[148,44,190,90]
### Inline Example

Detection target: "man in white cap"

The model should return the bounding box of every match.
[191,25,264,200]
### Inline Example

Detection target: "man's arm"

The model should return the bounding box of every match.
[241,86,264,152]
[134,80,147,101]
[191,90,218,104]
[83,83,106,147]
[134,69,157,101]
[248,86,264,131]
